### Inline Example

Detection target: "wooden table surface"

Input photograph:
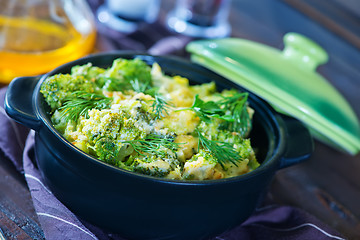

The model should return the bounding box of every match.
[1,0,359,239]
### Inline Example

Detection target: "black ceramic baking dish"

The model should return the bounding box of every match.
[5,52,313,240]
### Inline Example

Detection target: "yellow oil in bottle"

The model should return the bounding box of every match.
[0,16,96,83]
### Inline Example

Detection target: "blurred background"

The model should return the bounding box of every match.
[0,0,360,239]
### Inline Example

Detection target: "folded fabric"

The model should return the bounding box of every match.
[0,87,345,240]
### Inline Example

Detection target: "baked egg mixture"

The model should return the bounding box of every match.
[40,58,259,180]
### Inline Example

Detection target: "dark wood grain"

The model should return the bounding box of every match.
[0,151,44,239]
[282,0,360,50]
[268,141,360,240]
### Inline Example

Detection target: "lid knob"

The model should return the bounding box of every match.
[283,32,328,71]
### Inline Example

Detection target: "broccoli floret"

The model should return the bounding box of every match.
[124,136,182,178]
[182,149,219,180]
[71,63,106,80]
[197,120,242,144]
[189,81,217,100]
[75,108,148,166]
[94,137,120,164]
[197,121,259,172]
[182,144,258,180]
[71,63,117,89]
[51,109,70,134]
[235,138,259,170]
[131,155,177,178]
[40,74,97,112]
[103,58,152,92]
[91,138,135,172]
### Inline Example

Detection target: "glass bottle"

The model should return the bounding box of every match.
[166,0,231,38]
[0,0,96,83]
[97,0,160,33]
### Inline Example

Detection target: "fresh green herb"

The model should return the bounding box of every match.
[144,87,159,97]
[176,92,251,136]
[104,58,153,93]
[130,78,151,93]
[176,94,224,123]
[196,128,242,168]
[219,92,251,136]
[101,76,152,93]
[101,76,130,91]
[58,91,112,122]
[151,94,173,120]
[124,134,181,158]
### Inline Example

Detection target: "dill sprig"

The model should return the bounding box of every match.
[130,78,151,93]
[176,92,251,136]
[196,128,243,168]
[58,91,112,122]
[124,134,181,157]
[219,92,251,136]
[100,76,130,91]
[151,94,173,120]
[100,76,152,93]
[175,94,224,123]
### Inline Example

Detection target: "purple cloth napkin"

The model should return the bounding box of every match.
[0,87,346,240]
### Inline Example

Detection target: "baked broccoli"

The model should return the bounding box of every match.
[129,148,182,178]
[40,58,259,180]
[131,155,172,178]
[71,63,106,80]
[197,120,259,172]
[182,144,257,180]
[40,74,98,112]
[94,137,121,164]
[103,58,153,92]
[182,149,218,180]
[72,108,147,165]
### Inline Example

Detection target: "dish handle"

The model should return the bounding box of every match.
[4,76,42,131]
[278,114,314,168]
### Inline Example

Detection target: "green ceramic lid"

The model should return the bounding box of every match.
[186,32,360,155]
